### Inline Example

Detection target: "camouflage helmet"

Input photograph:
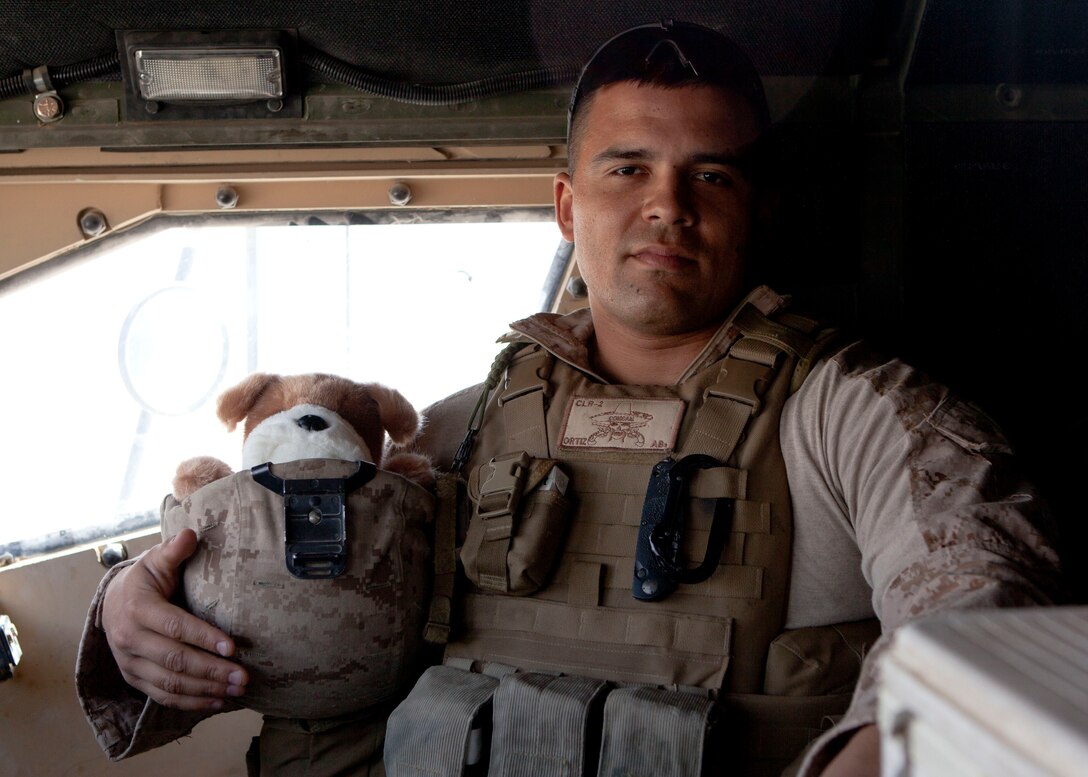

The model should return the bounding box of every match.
[161,458,434,719]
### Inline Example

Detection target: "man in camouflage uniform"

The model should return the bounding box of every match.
[76,21,1063,777]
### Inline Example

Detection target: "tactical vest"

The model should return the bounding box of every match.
[386,300,877,777]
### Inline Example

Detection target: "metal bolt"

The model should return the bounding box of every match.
[566,275,588,298]
[215,185,239,209]
[996,83,1023,109]
[78,208,108,238]
[96,542,129,569]
[33,92,63,123]
[144,100,161,115]
[641,579,658,596]
[388,182,413,206]
[308,508,322,525]
[266,98,283,113]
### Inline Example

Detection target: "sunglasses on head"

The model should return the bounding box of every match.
[568,20,770,135]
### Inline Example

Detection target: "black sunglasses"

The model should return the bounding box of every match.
[567,20,770,136]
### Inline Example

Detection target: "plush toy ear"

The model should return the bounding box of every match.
[173,455,234,500]
[367,384,422,445]
[216,373,282,432]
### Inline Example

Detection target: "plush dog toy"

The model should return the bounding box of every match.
[173,372,433,499]
[163,372,436,719]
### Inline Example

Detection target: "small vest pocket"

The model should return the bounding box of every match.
[461,452,573,595]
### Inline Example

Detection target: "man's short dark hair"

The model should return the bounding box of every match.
[566,20,771,171]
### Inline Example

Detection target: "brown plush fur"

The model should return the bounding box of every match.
[173,456,235,498]
[172,372,433,500]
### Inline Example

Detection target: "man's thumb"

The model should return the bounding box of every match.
[155,527,200,572]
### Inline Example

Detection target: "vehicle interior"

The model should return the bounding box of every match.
[1,2,1085,774]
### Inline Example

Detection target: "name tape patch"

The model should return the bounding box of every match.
[559,396,685,452]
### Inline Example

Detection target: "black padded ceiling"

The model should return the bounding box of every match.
[908,0,1088,85]
[0,1,893,85]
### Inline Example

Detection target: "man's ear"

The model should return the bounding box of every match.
[554,171,575,243]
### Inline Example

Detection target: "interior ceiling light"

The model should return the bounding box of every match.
[117,29,300,121]
[134,48,284,102]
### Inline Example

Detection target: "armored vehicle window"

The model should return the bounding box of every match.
[0,212,562,559]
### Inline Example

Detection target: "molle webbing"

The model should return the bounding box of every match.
[684,303,820,457]
[498,348,551,458]
[451,302,815,695]
[681,337,784,462]
[424,473,461,644]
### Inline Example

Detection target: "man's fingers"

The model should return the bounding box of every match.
[116,633,249,712]
[114,535,236,658]
[148,603,236,659]
[121,655,234,712]
[144,628,248,686]
[111,598,248,687]
[101,534,250,712]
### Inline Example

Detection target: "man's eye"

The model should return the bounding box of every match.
[612,166,640,176]
[696,171,733,186]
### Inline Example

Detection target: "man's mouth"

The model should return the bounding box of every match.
[629,245,696,272]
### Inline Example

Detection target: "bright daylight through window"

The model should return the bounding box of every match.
[0,213,563,557]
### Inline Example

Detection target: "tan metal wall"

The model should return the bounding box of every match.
[0,532,264,776]
[0,144,563,282]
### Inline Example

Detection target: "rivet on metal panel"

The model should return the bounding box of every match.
[78,208,109,238]
[95,542,129,568]
[388,182,413,206]
[216,185,240,209]
[0,614,21,681]
[566,275,588,298]
[995,83,1023,109]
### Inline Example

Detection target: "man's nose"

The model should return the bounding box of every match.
[642,173,695,225]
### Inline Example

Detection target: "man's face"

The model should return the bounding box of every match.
[555,82,762,338]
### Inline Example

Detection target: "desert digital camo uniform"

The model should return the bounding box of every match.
[76,459,435,771]
[159,459,434,720]
[75,286,1063,776]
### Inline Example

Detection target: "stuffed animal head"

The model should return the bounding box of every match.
[218,372,420,469]
[173,372,432,500]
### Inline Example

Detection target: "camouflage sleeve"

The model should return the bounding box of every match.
[788,341,1064,776]
[74,553,217,759]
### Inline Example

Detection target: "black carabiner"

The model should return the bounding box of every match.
[632,454,732,601]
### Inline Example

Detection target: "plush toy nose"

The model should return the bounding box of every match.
[296,414,329,432]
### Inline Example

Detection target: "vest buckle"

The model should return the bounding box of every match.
[476,452,531,535]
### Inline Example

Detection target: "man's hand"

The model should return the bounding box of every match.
[101,528,247,711]
[819,724,880,777]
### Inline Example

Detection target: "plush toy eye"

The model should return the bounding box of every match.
[296,414,330,432]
